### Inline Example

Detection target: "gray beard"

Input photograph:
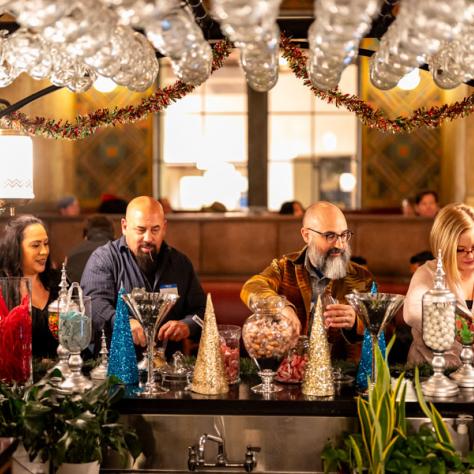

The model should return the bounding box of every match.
[308,245,351,280]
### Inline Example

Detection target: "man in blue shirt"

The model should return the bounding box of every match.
[81,196,205,355]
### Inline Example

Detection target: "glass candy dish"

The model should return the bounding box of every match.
[242,295,296,394]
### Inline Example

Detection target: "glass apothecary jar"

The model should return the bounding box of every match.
[276,335,309,383]
[242,295,296,394]
[421,250,459,397]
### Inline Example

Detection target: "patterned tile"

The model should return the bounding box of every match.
[73,88,153,209]
[361,57,443,207]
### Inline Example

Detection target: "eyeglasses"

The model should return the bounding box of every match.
[457,247,474,255]
[305,228,353,243]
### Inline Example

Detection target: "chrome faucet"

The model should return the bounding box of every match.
[188,433,260,472]
[198,433,226,466]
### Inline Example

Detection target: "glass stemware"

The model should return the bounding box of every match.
[122,289,179,397]
[345,292,404,389]
[59,283,93,393]
[242,295,296,394]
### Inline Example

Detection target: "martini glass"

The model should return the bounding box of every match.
[122,289,179,397]
[345,292,404,388]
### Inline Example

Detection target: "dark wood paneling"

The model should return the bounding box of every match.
[0,213,433,282]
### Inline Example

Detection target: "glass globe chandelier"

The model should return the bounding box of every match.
[0,0,472,96]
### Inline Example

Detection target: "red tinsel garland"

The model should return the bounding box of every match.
[0,39,232,140]
[279,35,474,134]
[0,34,473,139]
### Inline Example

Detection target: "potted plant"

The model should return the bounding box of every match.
[0,373,142,473]
[322,340,474,473]
[1,381,55,472]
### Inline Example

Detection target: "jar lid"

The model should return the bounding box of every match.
[158,351,192,381]
[47,298,68,312]
[159,365,192,381]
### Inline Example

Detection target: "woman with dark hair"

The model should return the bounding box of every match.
[279,200,305,217]
[0,215,60,358]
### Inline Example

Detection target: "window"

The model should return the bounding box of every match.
[159,51,248,210]
[268,62,358,210]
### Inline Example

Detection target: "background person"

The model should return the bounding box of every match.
[401,196,416,216]
[158,197,173,214]
[0,215,60,359]
[414,190,440,218]
[66,215,115,283]
[409,250,435,274]
[278,200,305,218]
[241,201,373,361]
[81,196,206,356]
[404,203,474,367]
[97,193,128,214]
[201,201,227,212]
[57,195,80,216]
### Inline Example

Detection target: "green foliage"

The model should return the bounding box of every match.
[455,316,474,346]
[0,374,141,468]
[386,426,467,473]
[321,343,474,474]
[347,344,405,474]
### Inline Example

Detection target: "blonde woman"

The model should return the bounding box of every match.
[404,203,474,367]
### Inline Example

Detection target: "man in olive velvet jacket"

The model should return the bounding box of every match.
[240,201,373,361]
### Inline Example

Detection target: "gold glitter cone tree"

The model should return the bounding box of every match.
[191,294,229,395]
[302,296,335,396]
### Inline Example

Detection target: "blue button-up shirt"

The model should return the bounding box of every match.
[81,236,206,352]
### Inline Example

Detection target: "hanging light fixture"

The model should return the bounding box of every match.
[0,101,34,216]
[0,1,472,96]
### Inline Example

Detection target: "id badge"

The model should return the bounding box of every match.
[160,283,179,295]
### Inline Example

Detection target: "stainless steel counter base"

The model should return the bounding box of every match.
[102,414,358,473]
[102,414,473,473]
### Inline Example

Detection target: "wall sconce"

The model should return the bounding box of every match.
[0,126,34,216]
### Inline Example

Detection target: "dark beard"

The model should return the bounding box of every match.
[135,248,159,276]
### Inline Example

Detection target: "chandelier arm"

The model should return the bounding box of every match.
[0,85,63,118]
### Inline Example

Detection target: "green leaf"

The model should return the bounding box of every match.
[357,398,372,461]
[395,381,407,436]
[382,435,399,464]
[414,367,433,421]
[429,404,453,447]
[385,333,397,358]
[349,435,364,474]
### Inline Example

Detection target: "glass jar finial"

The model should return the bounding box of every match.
[433,248,447,291]
[59,261,69,301]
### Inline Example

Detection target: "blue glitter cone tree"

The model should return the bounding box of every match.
[356,329,386,390]
[356,281,386,390]
[108,287,138,384]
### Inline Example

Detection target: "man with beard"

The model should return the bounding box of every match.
[240,201,373,361]
[81,196,206,356]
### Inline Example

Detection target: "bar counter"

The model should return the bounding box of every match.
[107,378,474,473]
[118,377,474,418]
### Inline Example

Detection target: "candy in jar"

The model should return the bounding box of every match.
[276,335,309,383]
[242,295,296,371]
[218,324,241,384]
